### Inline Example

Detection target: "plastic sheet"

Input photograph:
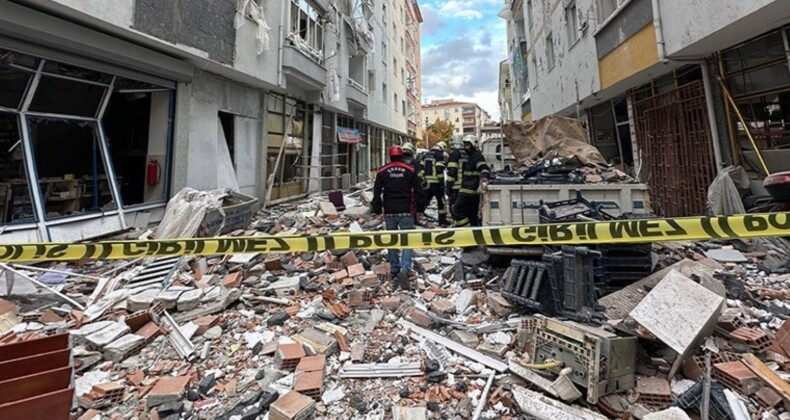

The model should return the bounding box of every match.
[155,188,228,239]
[502,116,607,166]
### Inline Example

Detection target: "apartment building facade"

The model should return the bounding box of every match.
[0,0,422,243]
[423,99,492,138]
[501,0,790,217]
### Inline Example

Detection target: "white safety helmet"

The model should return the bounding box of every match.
[451,134,464,149]
[462,135,479,148]
[402,142,415,154]
[435,141,447,151]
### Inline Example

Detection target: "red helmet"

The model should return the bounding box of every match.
[389,145,403,158]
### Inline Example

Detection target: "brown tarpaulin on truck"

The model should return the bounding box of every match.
[502,116,607,166]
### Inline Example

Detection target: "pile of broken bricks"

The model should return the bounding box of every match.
[1,191,790,420]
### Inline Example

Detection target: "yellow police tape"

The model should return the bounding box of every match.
[0,213,788,263]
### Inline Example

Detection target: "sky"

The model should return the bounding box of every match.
[419,0,507,121]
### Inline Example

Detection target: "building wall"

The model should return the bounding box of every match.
[388,0,408,135]
[366,0,392,129]
[184,73,263,196]
[409,0,424,140]
[0,0,424,244]
[525,0,600,119]
[659,0,787,57]
[423,101,489,137]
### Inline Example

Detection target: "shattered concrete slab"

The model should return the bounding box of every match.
[628,270,724,378]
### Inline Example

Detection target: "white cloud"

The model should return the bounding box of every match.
[419,1,507,120]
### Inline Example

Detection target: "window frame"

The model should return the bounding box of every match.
[0,47,176,230]
[289,0,324,62]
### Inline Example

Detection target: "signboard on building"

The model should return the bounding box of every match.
[337,127,362,144]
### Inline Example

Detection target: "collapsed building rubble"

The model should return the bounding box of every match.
[0,184,789,420]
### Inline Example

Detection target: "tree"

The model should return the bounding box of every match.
[425,120,455,149]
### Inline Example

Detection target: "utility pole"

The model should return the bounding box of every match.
[424,116,430,149]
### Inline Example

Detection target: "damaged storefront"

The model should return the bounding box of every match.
[719,25,790,176]
[0,47,176,243]
[265,93,309,202]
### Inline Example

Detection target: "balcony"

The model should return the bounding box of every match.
[347,78,368,109]
[282,46,327,91]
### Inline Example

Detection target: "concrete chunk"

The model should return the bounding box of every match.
[156,289,184,310]
[629,270,724,378]
[450,330,480,348]
[128,288,161,312]
[104,334,145,363]
[487,292,515,317]
[177,289,203,312]
[71,320,114,342]
[147,376,191,407]
[455,289,477,313]
[512,385,607,420]
[86,322,131,349]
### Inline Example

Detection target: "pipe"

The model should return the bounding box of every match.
[472,372,495,420]
[718,76,771,176]
[718,54,741,166]
[521,360,563,370]
[651,0,668,63]
[700,63,724,170]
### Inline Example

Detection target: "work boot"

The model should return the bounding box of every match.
[396,271,411,291]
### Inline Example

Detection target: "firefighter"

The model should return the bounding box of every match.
[371,145,425,290]
[445,134,467,210]
[421,140,449,226]
[452,135,490,227]
[401,141,426,223]
[401,142,424,184]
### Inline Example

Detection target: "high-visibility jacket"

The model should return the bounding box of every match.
[458,147,490,196]
[421,148,446,186]
[446,149,468,193]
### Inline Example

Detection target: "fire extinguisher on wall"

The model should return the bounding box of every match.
[147,159,161,186]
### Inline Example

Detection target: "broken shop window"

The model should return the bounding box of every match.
[28,118,117,218]
[0,113,36,224]
[29,76,107,118]
[0,59,32,110]
[103,78,174,207]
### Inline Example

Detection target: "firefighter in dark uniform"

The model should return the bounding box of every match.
[421,141,449,226]
[452,135,490,227]
[371,145,425,290]
[445,134,466,211]
[401,141,425,224]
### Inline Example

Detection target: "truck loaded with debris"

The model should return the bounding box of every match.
[481,116,652,257]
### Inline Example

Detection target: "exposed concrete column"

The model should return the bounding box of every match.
[366,125,372,179]
[171,82,193,194]
[256,91,269,201]
[308,110,322,193]
[700,62,724,171]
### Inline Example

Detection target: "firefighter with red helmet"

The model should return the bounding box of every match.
[371,145,426,290]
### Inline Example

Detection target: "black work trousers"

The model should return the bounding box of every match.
[453,193,481,227]
[425,183,448,225]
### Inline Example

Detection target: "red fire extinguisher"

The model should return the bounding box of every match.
[147,159,161,186]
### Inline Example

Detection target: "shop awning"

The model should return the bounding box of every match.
[337,127,362,144]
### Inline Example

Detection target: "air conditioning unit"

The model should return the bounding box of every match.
[530,315,637,404]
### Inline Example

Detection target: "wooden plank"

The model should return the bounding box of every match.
[741,353,790,401]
